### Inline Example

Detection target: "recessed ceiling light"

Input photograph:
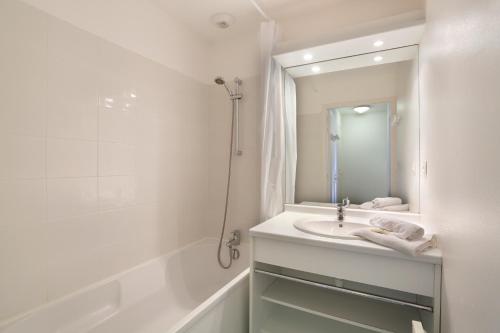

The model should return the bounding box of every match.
[130,92,137,98]
[303,54,313,61]
[311,66,320,73]
[373,40,384,47]
[374,55,383,62]
[353,105,371,114]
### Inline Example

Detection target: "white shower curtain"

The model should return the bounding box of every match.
[284,72,297,204]
[260,21,297,221]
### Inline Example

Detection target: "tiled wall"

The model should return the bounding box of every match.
[0,0,209,321]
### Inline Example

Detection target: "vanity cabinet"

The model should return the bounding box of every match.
[249,207,442,333]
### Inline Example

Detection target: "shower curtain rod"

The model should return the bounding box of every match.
[248,0,272,21]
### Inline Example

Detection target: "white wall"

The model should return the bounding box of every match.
[0,0,210,321]
[420,0,500,331]
[19,0,210,83]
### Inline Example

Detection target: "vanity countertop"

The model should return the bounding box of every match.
[250,209,442,265]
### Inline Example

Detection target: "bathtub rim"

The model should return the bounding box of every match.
[167,267,250,333]
[0,237,249,330]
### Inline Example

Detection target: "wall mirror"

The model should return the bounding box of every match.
[276,26,423,213]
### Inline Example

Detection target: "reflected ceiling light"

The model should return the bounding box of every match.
[353,105,371,114]
[130,92,137,98]
[374,55,383,62]
[373,40,384,47]
[311,66,321,73]
[303,53,313,61]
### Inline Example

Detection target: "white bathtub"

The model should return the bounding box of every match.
[0,239,249,333]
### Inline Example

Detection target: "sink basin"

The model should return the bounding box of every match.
[294,219,370,240]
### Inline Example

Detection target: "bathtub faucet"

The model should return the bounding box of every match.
[226,230,241,260]
[226,230,241,247]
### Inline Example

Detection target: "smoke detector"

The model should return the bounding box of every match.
[210,13,235,29]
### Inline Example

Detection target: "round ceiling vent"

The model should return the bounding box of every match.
[210,13,235,29]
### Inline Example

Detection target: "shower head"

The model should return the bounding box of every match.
[214,76,233,96]
[214,77,225,85]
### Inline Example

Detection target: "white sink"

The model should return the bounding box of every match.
[293,219,370,240]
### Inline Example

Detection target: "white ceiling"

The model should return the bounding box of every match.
[149,0,347,42]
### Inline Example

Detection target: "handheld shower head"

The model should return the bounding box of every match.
[214,76,233,96]
[214,77,225,85]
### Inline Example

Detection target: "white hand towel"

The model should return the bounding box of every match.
[381,204,410,212]
[352,228,435,256]
[372,197,402,208]
[369,215,424,241]
[360,201,375,210]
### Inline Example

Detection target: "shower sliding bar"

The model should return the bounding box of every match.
[254,268,433,312]
[231,77,243,156]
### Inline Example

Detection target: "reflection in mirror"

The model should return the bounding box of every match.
[291,47,420,213]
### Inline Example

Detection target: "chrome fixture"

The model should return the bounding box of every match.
[226,230,241,261]
[215,76,243,269]
[214,77,243,156]
[337,198,350,227]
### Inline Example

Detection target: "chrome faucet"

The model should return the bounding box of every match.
[226,230,241,260]
[226,230,241,247]
[337,198,349,227]
[337,204,345,224]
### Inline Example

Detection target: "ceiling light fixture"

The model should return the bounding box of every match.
[374,55,383,62]
[353,105,371,114]
[304,54,313,61]
[373,40,384,47]
[311,66,320,73]
[210,13,235,29]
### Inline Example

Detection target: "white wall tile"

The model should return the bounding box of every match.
[98,176,136,211]
[98,142,135,176]
[0,135,45,179]
[99,105,136,144]
[47,177,99,221]
[0,179,46,228]
[0,0,47,138]
[46,247,103,301]
[47,138,98,178]
[0,224,47,320]
[0,0,212,322]
[47,60,98,140]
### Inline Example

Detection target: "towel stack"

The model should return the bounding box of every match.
[352,215,435,256]
[354,197,409,212]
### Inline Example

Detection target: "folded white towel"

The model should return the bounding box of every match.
[352,228,435,256]
[369,215,424,240]
[360,201,375,210]
[381,204,410,212]
[372,197,402,208]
